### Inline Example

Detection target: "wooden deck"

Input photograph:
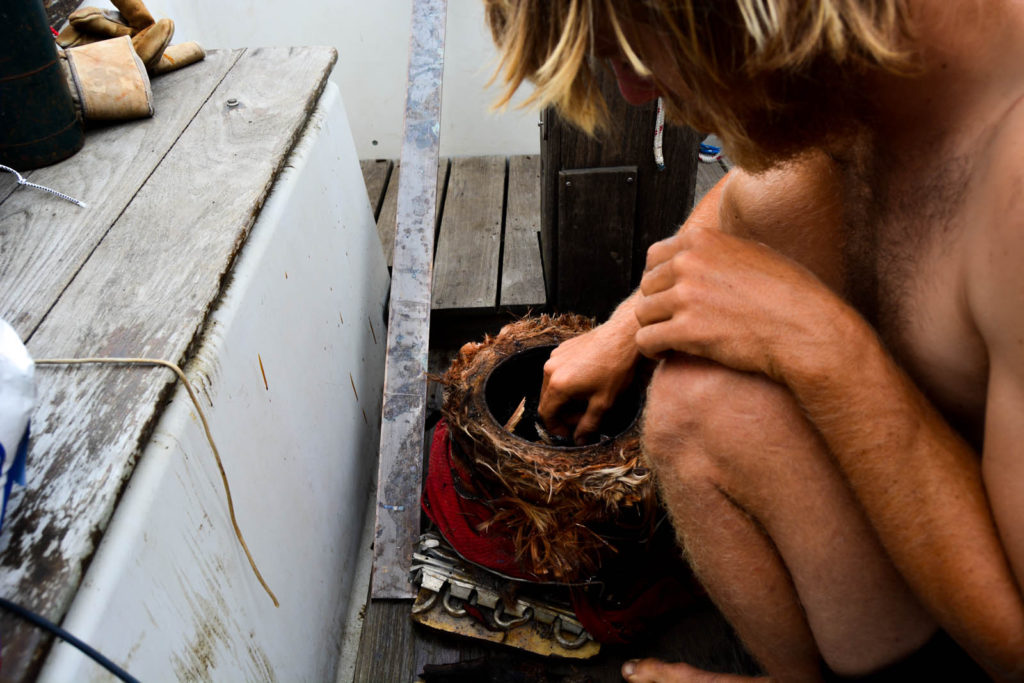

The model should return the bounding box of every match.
[361,155,547,315]
[354,155,753,682]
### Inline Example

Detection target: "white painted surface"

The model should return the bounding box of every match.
[38,84,390,682]
[100,0,542,159]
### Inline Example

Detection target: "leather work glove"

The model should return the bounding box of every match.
[58,35,154,122]
[55,0,204,75]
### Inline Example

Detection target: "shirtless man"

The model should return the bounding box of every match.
[483,1,1024,680]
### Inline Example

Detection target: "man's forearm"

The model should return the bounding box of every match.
[784,307,1024,677]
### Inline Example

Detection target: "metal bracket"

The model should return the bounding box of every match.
[409,533,600,658]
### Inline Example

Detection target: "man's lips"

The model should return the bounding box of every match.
[609,58,660,105]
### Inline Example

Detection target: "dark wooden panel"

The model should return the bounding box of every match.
[557,166,637,320]
[541,64,701,315]
[500,154,546,307]
[360,158,392,221]
[432,155,505,311]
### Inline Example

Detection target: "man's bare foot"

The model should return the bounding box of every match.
[621,658,770,682]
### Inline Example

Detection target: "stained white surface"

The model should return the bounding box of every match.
[38,84,389,682]
[120,0,542,159]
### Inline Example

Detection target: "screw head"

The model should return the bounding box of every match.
[226,98,239,108]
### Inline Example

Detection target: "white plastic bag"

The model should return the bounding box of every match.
[0,319,33,530]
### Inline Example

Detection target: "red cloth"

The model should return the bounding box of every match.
[422,418,701,643]
[422,419,537,581]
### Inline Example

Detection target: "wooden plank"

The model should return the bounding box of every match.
[0,46,337,681]
[557,167,638,320]
[0,49,242,341]
[360,159,392,221]
[375,159,447,267]
[500,154,546,307]
[372,0,447,600]
[0,169,17,204]
[353,600,490,682]
[431,155,505,310]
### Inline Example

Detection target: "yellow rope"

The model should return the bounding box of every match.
[35,357,280,608]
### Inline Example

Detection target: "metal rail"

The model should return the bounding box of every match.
[371,0,448,599]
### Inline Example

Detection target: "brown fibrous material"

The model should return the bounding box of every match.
[439,314,655,582]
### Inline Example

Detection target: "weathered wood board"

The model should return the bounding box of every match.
[361,155,547,311]
[0,49,241,339]
[360,158,392,221]
[500,154,546,307]
[353,599,490,682]
[694,158,730,202]
[0,46,336,681]
[431,155,506,311]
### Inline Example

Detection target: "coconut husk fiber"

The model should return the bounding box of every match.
[438,314,656,582]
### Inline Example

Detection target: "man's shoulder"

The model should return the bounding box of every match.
[719,151,845,291]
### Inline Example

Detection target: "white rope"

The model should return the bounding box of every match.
[0,165,87,208]
[654,97,666,171]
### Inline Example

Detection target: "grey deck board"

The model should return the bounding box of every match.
[360,155,547,311]
[695,158,730,204]
[360,159,392,221]
[500,154,546,307]
[431,156,505,311]
[0,46,336,681]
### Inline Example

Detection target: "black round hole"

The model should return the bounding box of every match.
[483,345,643,447]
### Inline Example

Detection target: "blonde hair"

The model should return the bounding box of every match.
[485,0,913,156]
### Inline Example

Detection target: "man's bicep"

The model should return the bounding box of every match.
[982,355,1024,590]
[974,119,1024,589]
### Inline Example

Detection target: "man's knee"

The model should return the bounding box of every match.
[641,355,801,472]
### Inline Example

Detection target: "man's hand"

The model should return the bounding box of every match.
[538,310,641,444]
[635,226,846,384]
